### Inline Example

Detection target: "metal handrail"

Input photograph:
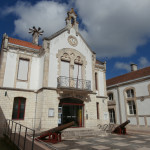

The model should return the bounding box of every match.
[4,119,35,150]
[57,76,91,91]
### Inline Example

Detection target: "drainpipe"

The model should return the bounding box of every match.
[34,91,38,129]
[117,85,122,124]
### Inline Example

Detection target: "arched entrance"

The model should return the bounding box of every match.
[58,98,84,127]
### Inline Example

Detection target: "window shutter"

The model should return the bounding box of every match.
[74,64,82,79]
[18,59,29,80]
[61,61,69,77]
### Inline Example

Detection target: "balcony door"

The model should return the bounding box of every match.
[74,63,82,89]
[60,60,70,87]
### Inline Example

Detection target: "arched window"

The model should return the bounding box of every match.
[125,88,136,115]
[126,89,134,98]
[108,93,113,101]
[12,97,26,120]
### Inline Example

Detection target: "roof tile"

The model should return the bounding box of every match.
[107,66,150,86]
[8,37,41,50]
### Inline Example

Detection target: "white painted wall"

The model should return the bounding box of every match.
[16,81,27,89]
[128,117,137,125]
[3,52,17,87]
[137,99,150,115]
[48,28,93,90]
[130,80,150,97]
[98,71,105,96]
[30,56,44,90]
[118,86,127,122]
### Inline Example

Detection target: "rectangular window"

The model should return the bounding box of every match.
[12,97,26,120]
[60,60,70,87]
[95,73,98,90]
[109,109,116,123]
[128,101,136,115]
[96,102,99,119]
[61,60,70,77]
[17,59,29,81]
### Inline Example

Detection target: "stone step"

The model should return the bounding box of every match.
[61,128,108,139]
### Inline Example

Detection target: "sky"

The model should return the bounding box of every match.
[1,0,150,79]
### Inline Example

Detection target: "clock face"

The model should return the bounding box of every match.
[68,35,78,47]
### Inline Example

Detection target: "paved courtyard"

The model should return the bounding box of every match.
[51,133,150,150]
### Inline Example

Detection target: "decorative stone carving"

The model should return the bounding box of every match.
[74,56,83,64]
[56,48,87,81]
[140,96,145,101]
[61,53,70,61]
[68,35,78,47]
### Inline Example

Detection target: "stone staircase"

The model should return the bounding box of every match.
[61,128,109,139]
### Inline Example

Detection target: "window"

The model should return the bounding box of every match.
[61,60,70,77]
[109,109,116,123]
[95,73,98,90]
[96,102,99,119]
[74,63,82,88]
[71,17,74,25]
[60,60,70,87]
[12,97,26,120]
[17,59,29,81]
[126,89,134,98]
[127,101,136,115]
[108,93,113,101]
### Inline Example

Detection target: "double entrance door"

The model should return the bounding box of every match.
[59,103,84,127]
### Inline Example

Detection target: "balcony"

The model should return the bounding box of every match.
[57,76,91,91]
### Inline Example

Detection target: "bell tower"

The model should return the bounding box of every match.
[66,8,79,32]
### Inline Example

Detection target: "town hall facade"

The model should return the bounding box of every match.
[0,9,109,136]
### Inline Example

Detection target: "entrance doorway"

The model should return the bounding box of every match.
[58,98,84,127]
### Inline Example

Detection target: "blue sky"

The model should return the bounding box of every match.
[1,0,150,79]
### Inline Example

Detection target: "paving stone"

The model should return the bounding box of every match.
[52,143,68,148]
[126,136,137,138]
[95,139,109,142]
[75,141,91,145]
[113,142,130,146]
[130,140,146,143]
[111,137,126,140]
[92,145,110,150]
[137,147,150,150]
[50,133,150,150]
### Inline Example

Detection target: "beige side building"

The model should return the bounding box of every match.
[107,64,150,132]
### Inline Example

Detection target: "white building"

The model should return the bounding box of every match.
[0,9,109,136]
[107,64,150,132]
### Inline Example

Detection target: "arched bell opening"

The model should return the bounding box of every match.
[58,98,84,127]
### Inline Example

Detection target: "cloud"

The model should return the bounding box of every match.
[2,0,150,57]
[75,0,150,57]
[2,1,69,39]
[138,57,150,68]
[114,57,150,72]
[114,62,130,72]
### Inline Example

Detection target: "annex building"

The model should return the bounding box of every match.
[0,9,109,136]
[107,64,150,132]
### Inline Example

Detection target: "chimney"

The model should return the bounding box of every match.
[29,26,44,45]
[130,64,138,71]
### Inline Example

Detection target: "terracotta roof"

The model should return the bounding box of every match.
[8,37,41,50]
[96,60,104,65]
[107,66,150,87]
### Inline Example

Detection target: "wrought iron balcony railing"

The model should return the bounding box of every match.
[57,76,91,91]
